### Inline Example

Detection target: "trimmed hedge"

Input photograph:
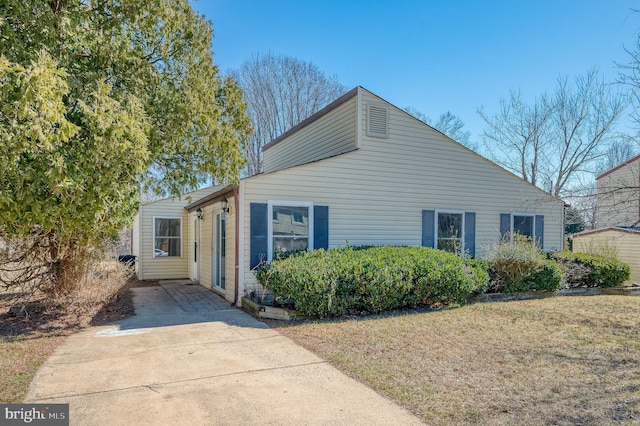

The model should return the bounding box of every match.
[255,246,489,316]
[551,251,630,288]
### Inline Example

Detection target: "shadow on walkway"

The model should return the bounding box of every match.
[115,280,267,330]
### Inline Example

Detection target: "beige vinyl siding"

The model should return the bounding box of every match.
[596,159,640,227]
[262,97,358,173]
[139,201,188,280]
[238,88,564,294]
[224,204,236,303]
[186,214,198,280]
[573,228,640,283]
[132,213,140,275]
[136,186,219,280]
[197,208,214,288]
[187,199,236,303]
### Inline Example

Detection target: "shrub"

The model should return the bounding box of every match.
[503,260,563,293]
[410,249,489,305]
[551,251,630,288]
[255,246,489,317]
[485,234,564,293]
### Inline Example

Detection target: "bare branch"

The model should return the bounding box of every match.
[230,53,346,176]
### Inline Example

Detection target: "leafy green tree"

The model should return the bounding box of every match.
[565,205,586,234]
[0,1,251,292]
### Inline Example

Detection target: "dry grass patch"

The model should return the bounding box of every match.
[0,333,65,403]
[273,296,640,425]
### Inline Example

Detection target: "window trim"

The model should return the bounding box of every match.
[267,201,314,260]
[434,210,465,253]
[510,212,535,240]
[152,216,182,258]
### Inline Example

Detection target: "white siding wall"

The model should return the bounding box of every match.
[136,186,219,280]
[573,229,640,283]
[596,159,640,227]
[239,88,564,294]
[262,97,358,173]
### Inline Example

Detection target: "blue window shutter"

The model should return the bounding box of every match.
[250,203,268,269]
[464,212,476,257]
[500,213,511,240]
[314,205,329,250]
[422,210,435,248]
[535,215,544,249]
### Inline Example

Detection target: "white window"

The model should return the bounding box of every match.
[153,217,182,257]
[268,201,314,259]
[436,211,464,254]
[512,213,535,239]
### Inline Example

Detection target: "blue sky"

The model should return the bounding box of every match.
[196,1,639,145]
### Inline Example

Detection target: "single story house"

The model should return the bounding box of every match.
[133,86,565,306]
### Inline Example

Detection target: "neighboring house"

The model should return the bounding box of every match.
[573,227,640,283]
[573,155,640,284]
[133,86,565,306]
[596,154,640,227]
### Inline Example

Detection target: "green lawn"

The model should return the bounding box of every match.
[273,296,640,425]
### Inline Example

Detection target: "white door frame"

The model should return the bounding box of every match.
[213,212,226,291]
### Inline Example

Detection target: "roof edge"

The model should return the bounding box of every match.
[262,87,360,151]
[140,185,220,206]
[597,153,640,180]
[574,226,640,237]
[185,185,237,211]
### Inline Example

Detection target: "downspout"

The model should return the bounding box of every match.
[233,186,240,306]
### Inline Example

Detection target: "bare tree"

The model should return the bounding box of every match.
[231,53,346,176]
[596,139,638,174]
[405,107,475,150]
[479,70,627,196]
[433,112,474,150]
[618,21,640,133]
[546,69,628,197]
[404,106,431,124]
[478,90,553,187]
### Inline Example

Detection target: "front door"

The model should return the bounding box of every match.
[193,218,200,282]
[213,212,226,290]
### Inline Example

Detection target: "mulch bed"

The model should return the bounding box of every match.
[0,280,159,339]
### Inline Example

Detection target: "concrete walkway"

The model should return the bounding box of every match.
[26,281,423,425]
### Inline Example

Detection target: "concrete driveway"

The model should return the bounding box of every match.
[26,281,423,425]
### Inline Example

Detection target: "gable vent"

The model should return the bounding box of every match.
[367,104,388,137]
